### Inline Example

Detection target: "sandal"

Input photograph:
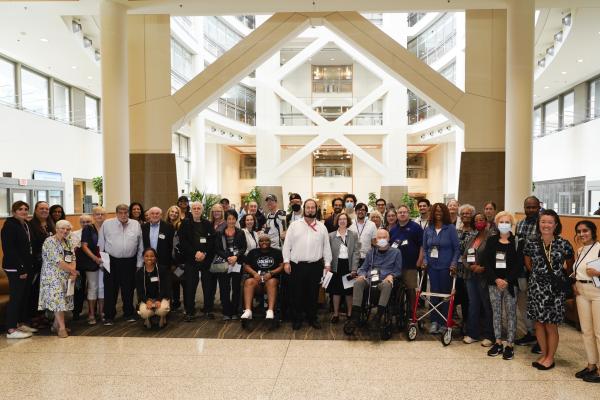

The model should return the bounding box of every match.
[87,317,97,325]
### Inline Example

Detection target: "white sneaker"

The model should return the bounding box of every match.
[429,322,439,334]
[241,309,253,320]
[18,325,38,333]
[265,310,274,319]
[463,336,479,344]
[6,330,32,339]
[481,339,494,347]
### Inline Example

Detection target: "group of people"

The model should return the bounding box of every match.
[1,193,600,383]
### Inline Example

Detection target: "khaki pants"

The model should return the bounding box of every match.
[138,299,170,319]
[576,282,600,365]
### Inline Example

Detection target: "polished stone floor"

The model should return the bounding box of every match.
[0,323,597,400]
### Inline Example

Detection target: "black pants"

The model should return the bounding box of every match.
[278,273,292,321]
[290,260,323,323]
[103,256,137,320]
[27,263,41,320]
[73,271,87,317]
[171,265,184,309]
[6,271,30,330]
[183,262,201,316]
[208,272,241,317]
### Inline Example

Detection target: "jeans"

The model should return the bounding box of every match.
[465,276,494,340]
[488,284,518,344]
[428,268,452,326]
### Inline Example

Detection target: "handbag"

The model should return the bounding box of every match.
[209,258,229,273]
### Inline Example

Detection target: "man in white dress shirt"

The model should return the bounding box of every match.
[282,199,332,330]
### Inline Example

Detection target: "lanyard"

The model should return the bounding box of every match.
[356,220,366,238]
[574,242,597,274]
[306,220,317,232]
[338,233,347,247]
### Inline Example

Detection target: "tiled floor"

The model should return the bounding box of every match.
[0,324,598,400]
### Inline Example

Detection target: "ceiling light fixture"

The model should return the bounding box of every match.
[330,57,335,61]
[561,71,567,75]
[71,65,77,69]
[40,38,48,42]
[544,86,549,89]
[577,59,584,63]
[87,76,93,80]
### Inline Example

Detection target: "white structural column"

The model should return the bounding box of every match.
[505,0,535,212]
[382,81,408,187]
[100,0,129,209]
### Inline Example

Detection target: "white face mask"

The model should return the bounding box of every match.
[497,222,511,234]
[376,238,388,248]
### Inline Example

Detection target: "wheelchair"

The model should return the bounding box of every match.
[343,272,406,341]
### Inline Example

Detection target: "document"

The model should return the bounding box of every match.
[342,273,357,289]
[99,251,111,273]
[321,271,333,289]
[174,266,185,278]
[228,263,242,273]
[66,279,75,296]
[586,258,600,287]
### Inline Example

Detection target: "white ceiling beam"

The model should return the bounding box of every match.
[329,33,394,82]
[274,35,331,81]
[272,125,390,136]
[332,84,389,126]
[334,135,387,175]
[274,134,330,177]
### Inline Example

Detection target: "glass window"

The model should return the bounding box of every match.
[36,190,47,202]
[533,107,542,137]
[203,17,242,58]
[21,68,49,116]
[544,99,559,134]
[85,96,99,131]
[407,153,427,179]
[53,82,70,122]
[48,190,62,207]
[0,57,16,106]
[440,62,456,84]
[239,154,256,179]
[0,188,8,217]
[313,149,352,177]
[407,13,456,65]
[312,65,352,93]
[590,79,600,119]
[562,91,574,128]
[171,38,194,81]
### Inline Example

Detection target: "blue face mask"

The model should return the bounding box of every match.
[345,202,354,209]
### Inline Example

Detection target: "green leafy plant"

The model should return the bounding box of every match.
[244,186,262,205]
[189,188,221,219]
[368,192,377,210]
[92,176,103,206]
[401,193,420,218]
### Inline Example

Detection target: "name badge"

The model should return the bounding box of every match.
[64,254,73,263]
[391,241,400,249]
[496,261,507,269]
[467,255,476,263]
[467,248,475,254]
[401,240,408,246]
[496,252,505,260]
[158,234,165,240]
[150,276,159,282]
[430,247,439,259]
[199,237,207,244]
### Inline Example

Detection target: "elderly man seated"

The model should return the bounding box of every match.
[347,229,403,329]
[240,235,284,329]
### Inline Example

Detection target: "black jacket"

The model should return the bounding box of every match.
[135,265,172,303]
[177,217,216,268]
[481,233,523,286]
[142,221,175,267]
[215,227,247,264]
[1,217,33,275]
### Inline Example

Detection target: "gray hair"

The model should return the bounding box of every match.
[148,206,162,214]
[56,220,72,230]
[458,204,476,216]
[190,201,203,208]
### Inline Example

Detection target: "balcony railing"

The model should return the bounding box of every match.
[407,13,427,27]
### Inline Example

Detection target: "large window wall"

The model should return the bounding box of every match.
[0,53,101,132]
[171,37,194,90]
[214,84,256,125]
[408,13,456,65]
[203,16,243,57]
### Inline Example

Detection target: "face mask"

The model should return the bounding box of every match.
[345,202,354,209]
[497,222,511,235]
[474,221,487,231]
[291,204,301,212]
[376,238,388,248]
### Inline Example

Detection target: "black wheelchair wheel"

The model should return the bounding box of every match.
[441,328,452,346]
[380,325,393,341]
[407,324,418,341]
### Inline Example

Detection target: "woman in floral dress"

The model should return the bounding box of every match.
[39,219,79,338]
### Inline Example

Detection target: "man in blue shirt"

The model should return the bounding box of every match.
[390,205,423,318]
[348,229,402,328]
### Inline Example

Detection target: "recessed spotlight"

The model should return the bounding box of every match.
[71,65,77,69]
[561,71,567,75]
[544,86,549,89]
[577,59,584,63]
[87,76,93,80]
[330,58,335,61]
[534,94,538,97]
[40,38,48,42]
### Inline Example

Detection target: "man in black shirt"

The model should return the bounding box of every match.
[324,197,344,233]
[178,201,216,321]
[240,235,283,328]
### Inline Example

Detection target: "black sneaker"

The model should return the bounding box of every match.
[204,312,215,320]
[487,343,503,357]
[531,343,542,354]
[515,333,536,346]
[184,314,195,322]
[502,346,514,360]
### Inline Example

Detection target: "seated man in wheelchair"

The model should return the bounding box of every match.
[346,229,403,330]
[240,235,284,328]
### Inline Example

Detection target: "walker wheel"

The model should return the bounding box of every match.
[441,328,452,346]
[408,324,418,341]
